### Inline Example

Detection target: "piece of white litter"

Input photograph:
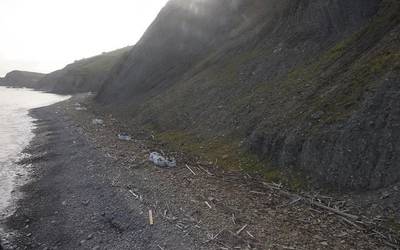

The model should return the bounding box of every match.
[75,107,87,111]
[92,119,104,125]
[165,159,176,167]
[118,133,131,141]
[149,210,154,225]
[128,190,139,199]
[149,152,176,167]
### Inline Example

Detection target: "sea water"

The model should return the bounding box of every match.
[0,86,68,218]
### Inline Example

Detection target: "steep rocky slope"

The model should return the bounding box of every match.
[96,0,399,191]
[0,71,44,88]
[35,46,132,94]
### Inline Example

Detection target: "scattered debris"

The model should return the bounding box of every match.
[74,103,87,111]
[278,196,302,208]
[149,210,154,225]
[41,97,399,250]
[221,154,229,159]
[185,164,197,175]
[205,229,224,243]
[262,181,400,247]
[279,245,295,250]
[246,231,255,238]
[128,189,139,199]
[87,233,94,240]
[197,165,213,176]
[380,191,390,199]
[309,200,359,220]
[149,152,176,167]
[118,133,131,141]
[92,119,104,125]
[311,111,324,120]
[340,217,362,230]
[236,224,248,235]
[250,191,266,195]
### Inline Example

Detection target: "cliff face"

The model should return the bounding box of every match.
[0,71,45,88]
[36,47,132,94]
[96,0,399,191]
[97,0,251,105]
[97,0,380,105]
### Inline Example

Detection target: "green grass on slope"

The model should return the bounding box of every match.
[131,0,400,189]
[70,46,132,75]
[155,130,307,190]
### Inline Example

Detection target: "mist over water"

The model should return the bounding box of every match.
[0,87,68,217]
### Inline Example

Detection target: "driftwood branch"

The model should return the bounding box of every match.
[308,200,359,220]
[261,181,399,248]
[236,224,248,235]
[185,164,197,176]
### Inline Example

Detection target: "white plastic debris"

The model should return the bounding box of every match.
[118,133,131,141]
[74,102,87,110]
[92,119,104,125]
[166,160,177,168]
[149,152,176,167]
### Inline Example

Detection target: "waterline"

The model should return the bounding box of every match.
[0,87,69,218]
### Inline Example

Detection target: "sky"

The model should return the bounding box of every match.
[0,0,168,77]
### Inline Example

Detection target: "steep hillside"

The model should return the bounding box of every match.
[36,46,132,94]
[0,70,44,88]
[96,0,400,191]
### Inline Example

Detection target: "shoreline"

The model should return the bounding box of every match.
[1,95,396,249]
[0,161,29,249]
[0,88,63,249]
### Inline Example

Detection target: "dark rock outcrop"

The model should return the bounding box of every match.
[93,0,399,191]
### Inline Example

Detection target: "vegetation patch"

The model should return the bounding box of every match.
[387,217,400,235]
[156,130,307,189]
